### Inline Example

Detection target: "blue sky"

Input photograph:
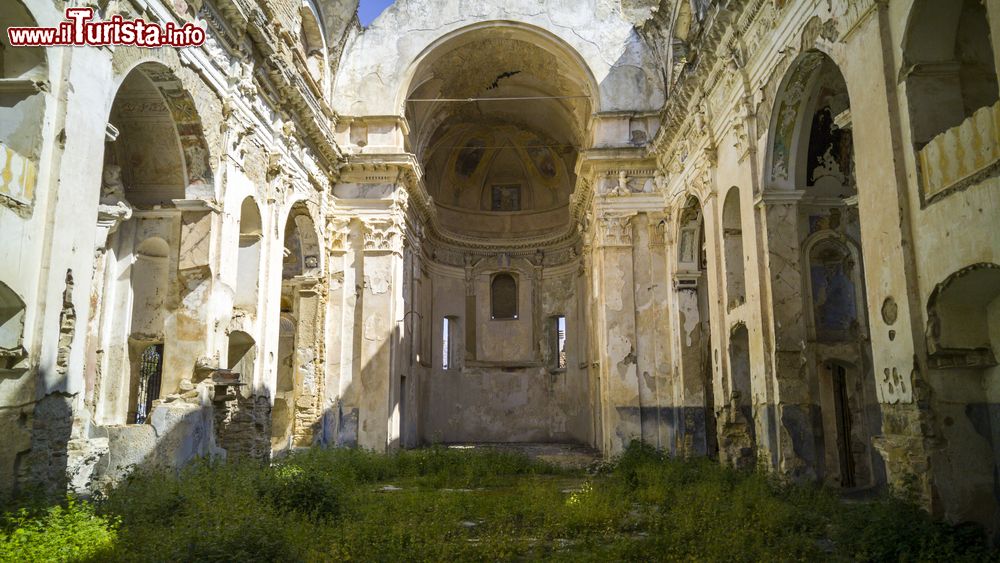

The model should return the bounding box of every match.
[358,0,394,26]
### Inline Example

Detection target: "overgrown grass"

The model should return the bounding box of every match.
[1,443,996,562]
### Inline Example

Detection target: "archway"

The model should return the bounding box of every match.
[235,197,263,313]
[227,330,257,394]
[925,263,1000,533]
[403,24,594,243]
[674,196,718,457]
[902,0,998,147]
[270,203,322,454]
[725,323,755,470]
[400,23,598,448]
[765,51,883,487]
[271,312,297,453]
[84,61,213,426]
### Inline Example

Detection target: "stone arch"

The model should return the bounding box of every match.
[766,50,854,191]
[902,0,998,147]
[0,0,49,210]
[226,330,257,390]
[725,322,756,470]
[332,1,666,117]
[105,61,215,203]
[926,263,1000,366]
[235,197,263,312]
[130,237,170,338]
[281,202,322,279]
[271,313,298,452]
[801,232,865,343]
[924,263,1000,531]
[300,0,329,85]
[398,20,602,117]
[673,194,718,457]
[722,187,746,310]
[86,60,217,425]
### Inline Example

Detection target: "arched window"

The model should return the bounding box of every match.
[808,238,859,342]
[299,1,326,85]
[235,197,262,312]
[722,187,746,309]
[491,273,518,320]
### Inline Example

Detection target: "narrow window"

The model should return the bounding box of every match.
[551,315,567,369]
[134,343,163,424]
[491,273,518,320]
[442,317,450,370]
[442,316,459,370]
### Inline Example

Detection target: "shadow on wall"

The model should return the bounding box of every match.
[59,378,272,497]
[0,372,74,503]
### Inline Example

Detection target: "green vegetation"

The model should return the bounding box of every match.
[1,443,995,562]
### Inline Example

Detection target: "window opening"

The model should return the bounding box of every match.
[491,274,518,319]
[135,343,163,424]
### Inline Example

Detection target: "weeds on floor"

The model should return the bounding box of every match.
[1,443,995,562]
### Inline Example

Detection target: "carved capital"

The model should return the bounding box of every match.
[596,212,636,248]
[362,218,403,255]
[326,217,351,254]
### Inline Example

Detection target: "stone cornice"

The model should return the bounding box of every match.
[336,153,584,255]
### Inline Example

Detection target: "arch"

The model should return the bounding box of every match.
[676,195,706,272]
[902,0,998,146]
[490,272,518,320]
[300,0,329,85]
[926,263,1000,366]
[281,203,322,279]
[271,313,298,452]
[802,233,864,342]
[726,322,756,470]
[332,1,667,118]
[0,0,48,207]
[766,50,854,191]
[398,20,601,116]
[105,61,215,204]
[130,236,170,337]
[924,263,1000,529]
[673,194,718,457]
[226,330,256,392]
[236,197,263,311]
[136,236,170,258]
[722,187,746,309]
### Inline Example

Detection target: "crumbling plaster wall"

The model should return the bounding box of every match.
[1,0,339,495]
[644,0,998,534]
[419,261,592,444]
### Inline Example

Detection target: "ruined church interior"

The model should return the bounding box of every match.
[2,0,1000,545]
